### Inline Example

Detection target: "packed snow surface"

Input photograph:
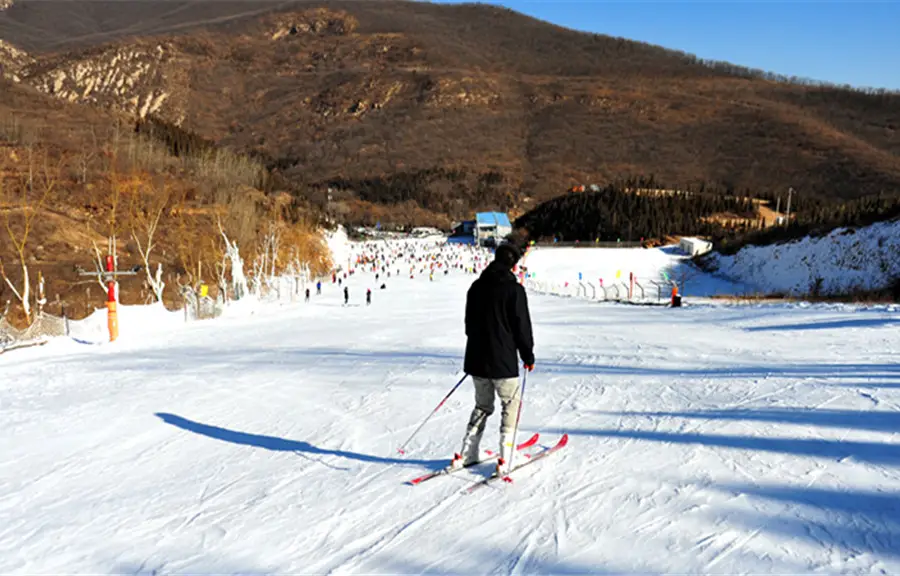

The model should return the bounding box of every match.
[707,218,900,296]
[324,225,351,271]
[2,239,900,573]
[522,244,744,299]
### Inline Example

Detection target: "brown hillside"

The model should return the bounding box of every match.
[1,0,899,229]
[0,78,329,326]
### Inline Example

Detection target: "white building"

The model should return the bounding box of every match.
[679,236,713,257]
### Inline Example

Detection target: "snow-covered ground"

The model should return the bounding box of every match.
[522,244,744,300]
[2,237,900,573]
[706,218,900,296]
[522,217,900,300]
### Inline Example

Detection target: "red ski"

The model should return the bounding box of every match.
[465,433,568,494]
[407,433,540,486]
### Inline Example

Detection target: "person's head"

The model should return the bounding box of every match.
[494,243,521,271]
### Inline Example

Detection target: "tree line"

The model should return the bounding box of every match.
[714,191,900,255]
[513,177,900,254]
[323,168,512,222]
[513,178,759,243]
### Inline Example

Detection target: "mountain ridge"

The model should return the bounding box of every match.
[1,0,898,228]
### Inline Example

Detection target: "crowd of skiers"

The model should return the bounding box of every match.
[304,239,493,307]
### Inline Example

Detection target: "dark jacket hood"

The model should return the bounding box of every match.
[480,261,516,282]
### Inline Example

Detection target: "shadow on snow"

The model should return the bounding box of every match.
[537,427,900,467]
[744,317,900,332]
[591,407,900,434]
[711,482,900,561]
[155,412,444,470]
[79,347,462,374]
[534,361,900,381]
[537,410,900,564]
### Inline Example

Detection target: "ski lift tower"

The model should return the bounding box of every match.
[77,236,140,342]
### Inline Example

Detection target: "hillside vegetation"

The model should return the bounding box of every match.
[513,176,900,259]
[0,0,897,230]
[514,179,760,243]
[0,79,330,327]
[1,0,899,319]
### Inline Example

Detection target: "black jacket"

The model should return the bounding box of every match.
[464,262,535,379]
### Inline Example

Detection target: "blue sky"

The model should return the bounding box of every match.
[433,1,900,90]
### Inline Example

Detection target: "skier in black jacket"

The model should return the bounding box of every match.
[452,243,534,475]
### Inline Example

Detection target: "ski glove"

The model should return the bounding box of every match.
[524,363,535,372]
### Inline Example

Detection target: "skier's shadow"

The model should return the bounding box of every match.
[155,412,444,470]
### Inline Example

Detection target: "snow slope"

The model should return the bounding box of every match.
[707,219,900,296]
[2,239,900,573]
[522,244,744,300]
[324,225,351,271]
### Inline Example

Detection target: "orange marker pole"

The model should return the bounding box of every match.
[106,254,119,342]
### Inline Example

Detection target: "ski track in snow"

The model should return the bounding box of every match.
[2,239,900,574]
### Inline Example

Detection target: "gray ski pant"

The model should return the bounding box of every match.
[466,376,522,436]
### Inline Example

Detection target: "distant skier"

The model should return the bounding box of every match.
[366,288,372,306]
[305,287,310,302]
[316,281,322,295]
[451,243,534,476]
[343,285,349,306]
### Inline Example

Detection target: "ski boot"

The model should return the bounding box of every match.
[495,432,514,476]
[449,426,482,470]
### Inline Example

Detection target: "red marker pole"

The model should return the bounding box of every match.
[106,254,119,342]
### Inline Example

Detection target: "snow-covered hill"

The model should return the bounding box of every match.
[520,218,900,302]
[522,244,744,301]
[2,237,899,573]
[705,219,900,297]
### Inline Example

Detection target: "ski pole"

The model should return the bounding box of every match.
[508,370,527,471]
[397,373,469,455]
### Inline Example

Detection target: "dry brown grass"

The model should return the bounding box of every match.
[0,0,898,321]
[0,80,331,328]
[0,1,897,229]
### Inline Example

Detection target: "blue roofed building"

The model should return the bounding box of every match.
[474,212,512,247]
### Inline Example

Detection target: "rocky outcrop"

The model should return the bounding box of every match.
[22,43,182,120]
[420,76,501,107]
[267,8,358,40]
[0,39,32,81]
[6,0,899,211]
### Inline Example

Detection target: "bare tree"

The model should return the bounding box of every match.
[89,239,111,292]
[217,216,248,300]
[130,175,170,302]
[83,138,132,302]
[251,219,284,296]
[0,148,60,323]
[78,127,99,189]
